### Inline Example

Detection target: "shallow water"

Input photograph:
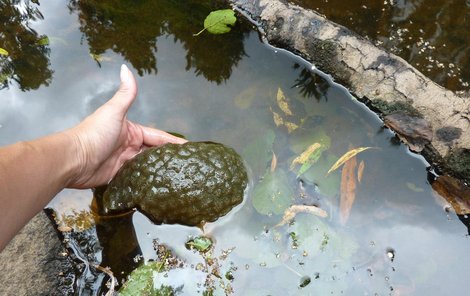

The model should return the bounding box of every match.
[1,0,470,295]
[291,0,470,92]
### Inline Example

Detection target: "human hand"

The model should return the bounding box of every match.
[67,64,186,189]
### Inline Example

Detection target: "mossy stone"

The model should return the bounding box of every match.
[98,142,248,226]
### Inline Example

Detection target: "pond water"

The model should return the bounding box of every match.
[1,0,470,295]
[291,0,470,92]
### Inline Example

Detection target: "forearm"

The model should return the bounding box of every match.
[0,131,79,250]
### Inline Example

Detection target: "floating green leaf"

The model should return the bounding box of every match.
[252,170,293,215]
[36,36,49,46]
[185,236,212,253]
[0,48,9,56]
[119,261,173,295]
[327,147,372,175]
[194,9,236,36]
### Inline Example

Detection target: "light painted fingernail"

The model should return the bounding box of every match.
[120,64,129,82]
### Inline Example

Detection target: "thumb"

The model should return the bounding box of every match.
[107,64,138,117]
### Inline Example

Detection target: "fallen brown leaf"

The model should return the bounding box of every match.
[340,156,357,225]
[357,160,365,183]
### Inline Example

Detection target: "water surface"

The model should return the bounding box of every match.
[291,0,470,92]
[1,1,469,295]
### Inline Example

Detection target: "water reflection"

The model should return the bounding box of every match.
[291,63,329,100]
[291,0,470,91]
[0,0,52,91]
[68,0,249,83]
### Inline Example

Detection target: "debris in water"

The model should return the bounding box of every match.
[299,276,311,288]
[275,204,328,228]
[386,248,396,262]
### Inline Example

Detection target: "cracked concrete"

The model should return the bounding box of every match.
[231,0,470,183]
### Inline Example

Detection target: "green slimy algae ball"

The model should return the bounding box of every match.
[99,142,248,226]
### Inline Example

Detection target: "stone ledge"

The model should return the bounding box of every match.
[231,0,470,183]
[0,211,74,296]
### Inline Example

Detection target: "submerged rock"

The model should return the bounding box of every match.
[98,142,248,226]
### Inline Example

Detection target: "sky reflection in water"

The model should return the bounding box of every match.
[1,0,469,295]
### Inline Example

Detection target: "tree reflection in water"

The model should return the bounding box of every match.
[68,0,250,84]
[0,0,52,91]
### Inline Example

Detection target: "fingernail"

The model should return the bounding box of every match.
[120,64,129,83]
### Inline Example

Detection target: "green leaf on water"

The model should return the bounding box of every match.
[36,36,49,46]
[0,48,9,56]
[119,261,173,295]
[194,9,236,36]
[185,236,212,253]
[252,170,293,215]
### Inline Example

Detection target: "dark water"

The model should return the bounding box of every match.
[1,0,469,295]
[291,0,470,92]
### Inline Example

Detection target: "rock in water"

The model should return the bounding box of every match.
[98,142,248,226]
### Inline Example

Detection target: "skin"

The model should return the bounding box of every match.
[0,65,186,251]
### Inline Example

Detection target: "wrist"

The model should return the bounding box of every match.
[59,128,88,188]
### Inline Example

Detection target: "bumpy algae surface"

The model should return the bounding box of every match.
[99,142,248,226]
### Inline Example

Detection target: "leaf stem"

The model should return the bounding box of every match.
[193,17,226,37]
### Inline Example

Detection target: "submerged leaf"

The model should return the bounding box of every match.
[194,9,237,36]
[270,152,277,172]
[291,143,321,168]
[406,182,424,192]
[302,153,340,197]
[242,130,275,178]
[327,147,372,175]
[357,160,365,183]
[339,156,357,225]
[290,142,326,177]
[0,48,9,56]
[186,236,213,253]
[275,204,328,227]
[119,261,170,295]
[276,88,293,116]
[252,170,293,215]
[270,107,299,133]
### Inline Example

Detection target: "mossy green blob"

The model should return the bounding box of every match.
[100,142,248,226]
